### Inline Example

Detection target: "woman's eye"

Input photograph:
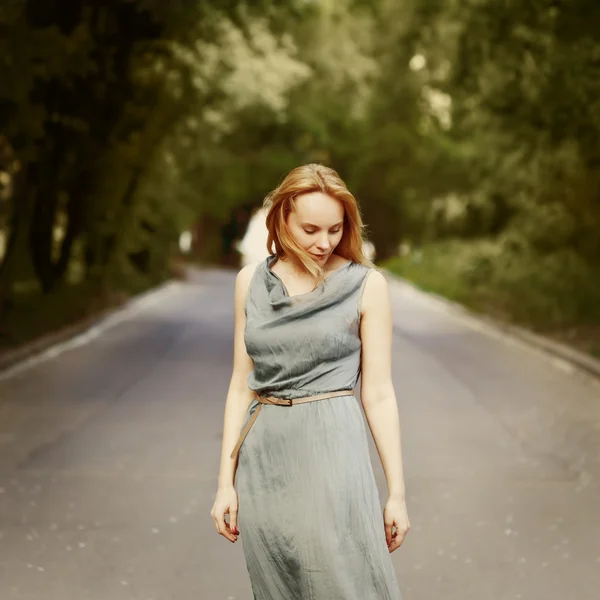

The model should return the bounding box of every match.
[303,228,341,234]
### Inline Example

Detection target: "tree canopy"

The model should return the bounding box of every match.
[1,0,599,335]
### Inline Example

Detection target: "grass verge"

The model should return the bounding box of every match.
[382,242,600,359]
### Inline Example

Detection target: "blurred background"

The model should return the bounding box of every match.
[2,3,600,600]
[2,0,600,356]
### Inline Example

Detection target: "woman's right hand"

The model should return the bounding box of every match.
[210,485,239,543]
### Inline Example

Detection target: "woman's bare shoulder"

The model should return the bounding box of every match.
[360,268,389,315]
[235,261,262,299]
[237,261,261,282]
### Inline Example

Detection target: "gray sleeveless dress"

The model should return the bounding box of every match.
[234,254,403,600]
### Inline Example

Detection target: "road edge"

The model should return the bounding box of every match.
[4,269,599,383]
[384,270,600,381]
[0,278,178,376]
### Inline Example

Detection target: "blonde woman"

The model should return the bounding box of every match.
[211,164,409,599]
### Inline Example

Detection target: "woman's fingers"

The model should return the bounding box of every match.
[211,489,240,543]
[210,505,238,542]
[387,520,410,553]
[388,536,400,552]
[229,506,239,536]
[223,514,239,542]
[219,510,236,542]
[385,521,393,546]
[391,529,407,551]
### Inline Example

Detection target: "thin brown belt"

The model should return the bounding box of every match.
[230,389,354,461]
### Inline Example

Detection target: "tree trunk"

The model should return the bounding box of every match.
[0,168,35,323]
[54,173,90,282]
[29,185,60,292]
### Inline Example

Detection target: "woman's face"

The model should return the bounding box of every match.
[286,192,345,265]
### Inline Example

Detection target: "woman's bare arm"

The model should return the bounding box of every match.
[217,262,258,490]
[359,270,406,500]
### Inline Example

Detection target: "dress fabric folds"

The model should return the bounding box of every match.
[234,254,403,600]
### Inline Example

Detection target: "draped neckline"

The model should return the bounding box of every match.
[265,254,353,303]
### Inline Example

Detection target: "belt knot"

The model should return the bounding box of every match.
[257,395,293,406]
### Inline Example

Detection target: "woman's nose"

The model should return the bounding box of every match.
[316,236,330,250]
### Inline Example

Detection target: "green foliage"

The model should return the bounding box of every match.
[380,0,600,338]
[385,239,600,329]
[2,0,600,345]
[384,244,472,305]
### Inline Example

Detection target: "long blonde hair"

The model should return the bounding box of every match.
[264,164,373,281]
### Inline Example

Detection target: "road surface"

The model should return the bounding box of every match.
[0,266,599,600]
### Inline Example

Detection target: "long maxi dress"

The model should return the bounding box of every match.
[234,254,403,600]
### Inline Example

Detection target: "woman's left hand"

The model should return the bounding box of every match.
[384,495,410,553]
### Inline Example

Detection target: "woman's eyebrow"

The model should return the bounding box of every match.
[302,221,344,228]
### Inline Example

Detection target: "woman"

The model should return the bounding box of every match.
[211,164,409,599]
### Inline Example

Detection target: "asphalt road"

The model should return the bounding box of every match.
[1,267,599,600]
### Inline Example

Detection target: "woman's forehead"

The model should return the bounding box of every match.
[292,192,344,221]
